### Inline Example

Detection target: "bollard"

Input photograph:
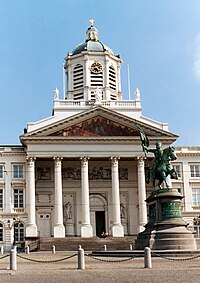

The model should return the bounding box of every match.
[13,245,17,253]
[144,247,152,268]
[78,245,85,270]
[0,246,3,254]
[26,246,30,254]
[104,244,107,251]
[129,244,133,251]
[52,245,56,254]
[10,249,17,271]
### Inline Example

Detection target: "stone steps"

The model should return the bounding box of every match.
[39,236,136,251]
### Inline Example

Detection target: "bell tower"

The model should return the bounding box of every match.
[64,20,122,102]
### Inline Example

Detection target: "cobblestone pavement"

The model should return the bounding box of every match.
[0,251,200,283]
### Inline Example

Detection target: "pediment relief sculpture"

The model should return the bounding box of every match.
[50,116,138,137]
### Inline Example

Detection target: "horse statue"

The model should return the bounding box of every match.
[145,146,178,191]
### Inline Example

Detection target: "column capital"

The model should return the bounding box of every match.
[137,156,145,165]
[53,157,63,166]
[111,156,120,166]
[26,157,36,166]
[80,156,90,166]
[53,156,63,161]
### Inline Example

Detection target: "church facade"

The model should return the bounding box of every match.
[0,22,200,251]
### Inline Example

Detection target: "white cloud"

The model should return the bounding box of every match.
[193,34,200,80]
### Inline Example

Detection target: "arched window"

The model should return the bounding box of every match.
[73,64,84,100]
[14,222,24,243]
[0,223,3,241]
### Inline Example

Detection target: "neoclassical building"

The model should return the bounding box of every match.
[0,22,200,251]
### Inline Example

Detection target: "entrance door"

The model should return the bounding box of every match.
[95,211,105,237]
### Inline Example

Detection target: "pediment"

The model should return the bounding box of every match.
[20,106,178,143]
[49,115,138,137]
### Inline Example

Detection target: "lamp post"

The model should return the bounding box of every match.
[8,217,21,248]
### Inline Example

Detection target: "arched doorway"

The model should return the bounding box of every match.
[90,194,107,237]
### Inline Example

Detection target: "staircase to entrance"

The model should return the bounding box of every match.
[39,236,136,251]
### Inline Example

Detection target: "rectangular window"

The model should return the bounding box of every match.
[192,188,200,207]
[0,166,3,178]
[13,165,23,179]
[0,189,3,208]
[173,164,181,178]
[190,165,200,177]
[0,224,3,241]
[14,189,23,208]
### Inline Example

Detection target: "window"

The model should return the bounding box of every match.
[0,223,3,241]
[173,164,181,178]
[109,65,116,91]
[13,165,23,179]
[73,64,84,100]
[193,217,200,238]
[0,189,3,208]
[14,189,23,208]
[14,223,24,242]
[0,165,3,178]
[192,188,200,207]
[190,165,200,177]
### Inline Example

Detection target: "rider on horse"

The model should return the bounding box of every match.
[144,142,163,181]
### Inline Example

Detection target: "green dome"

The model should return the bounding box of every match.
[72,40,114,55]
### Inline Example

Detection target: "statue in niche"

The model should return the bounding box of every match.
[64,202,72,220]
[120,203,126,219]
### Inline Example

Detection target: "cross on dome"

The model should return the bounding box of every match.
[89,19,95,26]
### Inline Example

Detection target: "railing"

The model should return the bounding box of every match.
[54,99,141,108]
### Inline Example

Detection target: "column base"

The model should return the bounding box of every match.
[54,225,65,238]
[138,225,146,233]
[26,224,38,237]
[111,224,124,237]
[81,224,93,238]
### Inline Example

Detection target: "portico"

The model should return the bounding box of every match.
[24,152,149,238]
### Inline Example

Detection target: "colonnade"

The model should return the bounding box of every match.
[26,156,147,238]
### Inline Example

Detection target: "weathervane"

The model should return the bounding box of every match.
[89,19,95,26]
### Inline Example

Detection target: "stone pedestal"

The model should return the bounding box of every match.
[65,219,75,236]
[135,188,197,250]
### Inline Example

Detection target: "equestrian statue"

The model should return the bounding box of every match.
[137,125,178,191]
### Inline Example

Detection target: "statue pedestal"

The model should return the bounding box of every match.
[65,219,75,236]
[135,188,197,250]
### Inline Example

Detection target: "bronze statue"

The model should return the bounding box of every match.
[137,125,178,191]
[144,143,178,190]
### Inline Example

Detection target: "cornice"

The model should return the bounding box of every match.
[21,136,176,145]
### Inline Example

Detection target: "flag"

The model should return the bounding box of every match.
[137,124,149,149]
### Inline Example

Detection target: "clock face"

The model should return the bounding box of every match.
[90,62,103,74]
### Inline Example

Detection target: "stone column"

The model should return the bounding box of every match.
[137,157,147,232]
[53,157,65,237]
[26,157,37,237]
[111,157,124,237]
[80,157,93,237]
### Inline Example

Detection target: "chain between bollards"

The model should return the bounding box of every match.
[77,245,85,270]
[144,247,152,268]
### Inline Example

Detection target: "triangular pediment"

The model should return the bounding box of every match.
[49,115,138,137]
[20,106,178,144]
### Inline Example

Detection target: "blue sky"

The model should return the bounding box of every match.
[0,0,200,145]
